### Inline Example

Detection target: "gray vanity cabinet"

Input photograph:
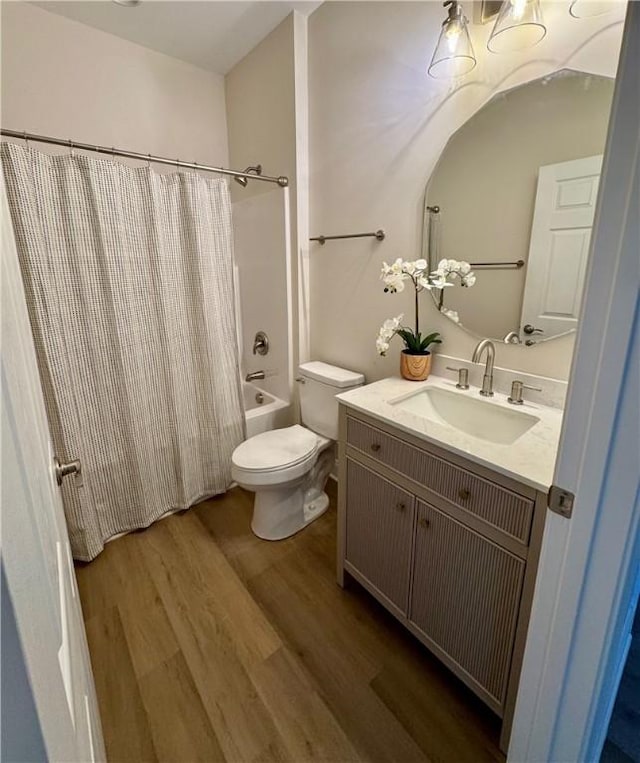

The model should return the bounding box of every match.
[345,460,415,613]
[337,405,547,752]
[411,500,525,710]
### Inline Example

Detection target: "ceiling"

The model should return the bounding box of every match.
[31,1,322,74]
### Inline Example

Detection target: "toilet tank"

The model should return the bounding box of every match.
[298,361,365,440]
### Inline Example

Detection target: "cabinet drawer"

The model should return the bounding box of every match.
[347,415,534,544]
[410,501,525,708]
[345,460,414,613]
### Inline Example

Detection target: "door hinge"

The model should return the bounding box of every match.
[548,484,574,518]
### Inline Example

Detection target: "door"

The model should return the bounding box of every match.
[345,460,415,613]
[1,176,105,760]
[410,501,525,712]
[520,155,602,340]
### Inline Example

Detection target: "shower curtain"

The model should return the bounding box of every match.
[2,142,245,561]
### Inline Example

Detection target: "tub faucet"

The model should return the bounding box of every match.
[245,370,265,382]
[471,339,495,397]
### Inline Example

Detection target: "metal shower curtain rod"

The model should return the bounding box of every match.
[1,128,289,187]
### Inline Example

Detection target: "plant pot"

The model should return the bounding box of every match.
[400,350,432,381]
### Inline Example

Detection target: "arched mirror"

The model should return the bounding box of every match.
[422,69,615,345]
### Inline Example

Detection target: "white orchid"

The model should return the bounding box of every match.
[381,257,436,294]
[417,274,434,290]
[376,337,390,355]
[429,274,454,290]
[430,258,476,310]
[378,315,403,343]
[383,272,406,293]
[376,314,404,356]
[378,257,444,359]
[440,307,460,324]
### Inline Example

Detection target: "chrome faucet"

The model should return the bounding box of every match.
[471,339,495,397]
[245,370,265,382]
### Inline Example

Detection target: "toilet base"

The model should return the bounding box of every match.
[249,443,335,541]
[251,485,330,541]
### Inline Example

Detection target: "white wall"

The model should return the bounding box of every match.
[1,2,228,168]
[225,12,309,385]
[308,1,625,384]
[233,188,292,401]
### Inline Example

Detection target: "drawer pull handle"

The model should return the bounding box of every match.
[395,502,406,511]
[419,517,430,528]
[371,443,381,452]
[458,487,471,501]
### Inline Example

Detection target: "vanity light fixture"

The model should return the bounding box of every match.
[487,0,546,53]
[569,0,615,18]
[428,0,477,79]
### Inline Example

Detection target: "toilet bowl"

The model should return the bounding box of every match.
[231,361,364,540]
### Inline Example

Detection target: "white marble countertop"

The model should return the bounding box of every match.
[336,375,564,492]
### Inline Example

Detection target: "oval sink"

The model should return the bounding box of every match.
[391,387,540,445]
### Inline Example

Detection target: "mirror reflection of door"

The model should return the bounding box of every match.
[423,69,614,345]
[520,155,602,343]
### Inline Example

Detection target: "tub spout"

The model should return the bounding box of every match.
[245,371,265,382]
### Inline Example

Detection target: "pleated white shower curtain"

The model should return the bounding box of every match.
[2,142,245,561]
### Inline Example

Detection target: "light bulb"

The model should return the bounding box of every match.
[487,0,546,53]
[428,1,477,79]
[445,20,463,53]
[511,0,528,20]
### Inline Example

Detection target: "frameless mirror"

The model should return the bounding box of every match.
[423,69,614,345]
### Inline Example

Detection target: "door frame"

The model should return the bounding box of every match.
[508,3,639,761]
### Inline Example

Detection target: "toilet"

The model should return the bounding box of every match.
[231,361,364,540]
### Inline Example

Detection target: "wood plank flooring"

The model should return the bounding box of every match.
[76,482,505,763]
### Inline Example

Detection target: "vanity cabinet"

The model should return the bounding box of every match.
[345,461,415,612]
[411,500,525,708]
[337,405,547,752]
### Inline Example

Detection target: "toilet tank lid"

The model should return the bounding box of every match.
[298,361,365,389]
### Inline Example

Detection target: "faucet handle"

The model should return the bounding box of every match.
[446,366,470,390]
[508,379,542,405]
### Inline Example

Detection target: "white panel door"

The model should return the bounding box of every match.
[1,176,105,761]
[520,155,602,340]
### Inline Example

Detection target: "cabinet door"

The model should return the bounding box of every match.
[346,460,415,613]
[410,501,525,709]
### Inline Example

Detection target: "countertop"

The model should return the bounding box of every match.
[336,375,564,492]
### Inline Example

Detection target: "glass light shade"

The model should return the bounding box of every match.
[569,0,615,18]
[488,0,546,53]
[428,12,477,79]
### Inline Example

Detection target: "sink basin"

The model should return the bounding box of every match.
[391,386,540,445]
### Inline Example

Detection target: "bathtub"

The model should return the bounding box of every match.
[242,382,291,438]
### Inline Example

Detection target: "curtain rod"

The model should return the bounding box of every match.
[1,128,289,187]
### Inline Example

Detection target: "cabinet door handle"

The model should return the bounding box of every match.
[371,443,381,452]
[419,517,430,528]
[395,502,406,511]
[458,487,471,501]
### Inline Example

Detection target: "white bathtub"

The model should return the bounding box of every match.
[242,382,291,438]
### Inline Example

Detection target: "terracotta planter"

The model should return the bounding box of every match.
[400,350,432,381]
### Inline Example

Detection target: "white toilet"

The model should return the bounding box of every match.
[231,361,364,540]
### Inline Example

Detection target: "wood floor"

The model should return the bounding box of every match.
[76,482,505,763]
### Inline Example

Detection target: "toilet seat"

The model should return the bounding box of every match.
[233,425,319,471]
[232,425,320,486]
